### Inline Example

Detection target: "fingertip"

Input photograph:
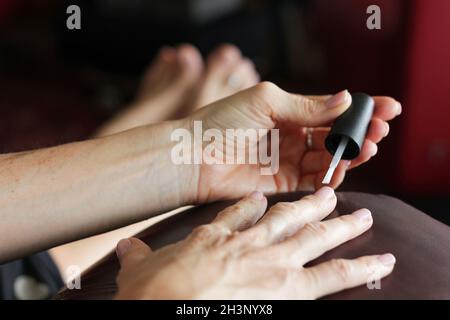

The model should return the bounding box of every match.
[369,141,378,157]
[324,162,347,189]
[351,208,373,226]
[343,160,352,168]
[116,238,131,260]
[383,121,390,137]
[378,253,396,267]
[325,90,352,109]
[314,186,335,199]
[396,101,402,116]
[248,191,264,201]
[373,96,400,120]
[361,140,378,159]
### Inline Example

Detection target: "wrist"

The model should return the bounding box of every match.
[131,119,200,209]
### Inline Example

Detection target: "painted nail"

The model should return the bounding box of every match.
[343,160,352,168]
[396,101,402,115]
[383,122,390,137]
[352,208,372,224]
[325,90,351,108]
[378,253,396,266]
[369,143,378,157]
[249,191,264,200]
[314,186,335,199]
[116,238,131,258]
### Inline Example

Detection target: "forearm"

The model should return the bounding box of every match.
[0,120,196,263]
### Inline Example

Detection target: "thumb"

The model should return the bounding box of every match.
[266,85,352,127]
[116,237,152,268]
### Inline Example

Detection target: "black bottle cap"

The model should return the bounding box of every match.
[325,93,375,160]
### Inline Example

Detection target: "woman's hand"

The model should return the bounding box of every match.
[115,187,395,299]
[184,82,401,203]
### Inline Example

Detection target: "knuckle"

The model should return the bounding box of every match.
[339,214,360,230]
[356,256,373,272]
[248,81,284,118]
[273,201,298,214]
[304,268,321,299]
[235,229,256,244]
[303,222,329,241]
[217,204,243,219]
[296,96,318,120]
[191,224,222,242]
[330,259,353,283]
[299,195,321,210]
[231,203,247,215]
[253,81,279,97]
[300,193,335,213]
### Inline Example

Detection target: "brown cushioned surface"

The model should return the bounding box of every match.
[55,192,450,299]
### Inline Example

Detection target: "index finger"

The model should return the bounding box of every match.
[305,95,401,121]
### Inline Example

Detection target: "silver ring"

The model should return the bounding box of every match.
[227,73,243,90]
[306,128,313,150]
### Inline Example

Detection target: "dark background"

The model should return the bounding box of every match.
[0,0,449,224]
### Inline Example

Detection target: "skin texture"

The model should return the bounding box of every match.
[115,188,396,299]
[0,121,190,262]
[0,80,400,298]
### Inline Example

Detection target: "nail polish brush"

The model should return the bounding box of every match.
[322,93,375,184]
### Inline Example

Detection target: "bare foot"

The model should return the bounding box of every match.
[190,44,260,111]
[96,44,203,136]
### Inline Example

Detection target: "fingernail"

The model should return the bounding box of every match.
[343,160,351,168]
[325,90,351,108]
[369,143,378,157]
[383,122,390,137]
[396,101,402,115]
[249,191,264,200]
[352,208,372,224]
[116,238,131,258]
[378,253,396,266]
[314,186,335,199]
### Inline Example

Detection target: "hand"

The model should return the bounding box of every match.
[185,82,401,203]
[115,187,395,299]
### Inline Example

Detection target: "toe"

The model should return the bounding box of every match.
[192,45,260,109]
[159,46,177,63]
[176,44,203,79]
[230,58,260,89]
[144,46,176,79]
[137,46,177,98]
[207,44,242,70]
